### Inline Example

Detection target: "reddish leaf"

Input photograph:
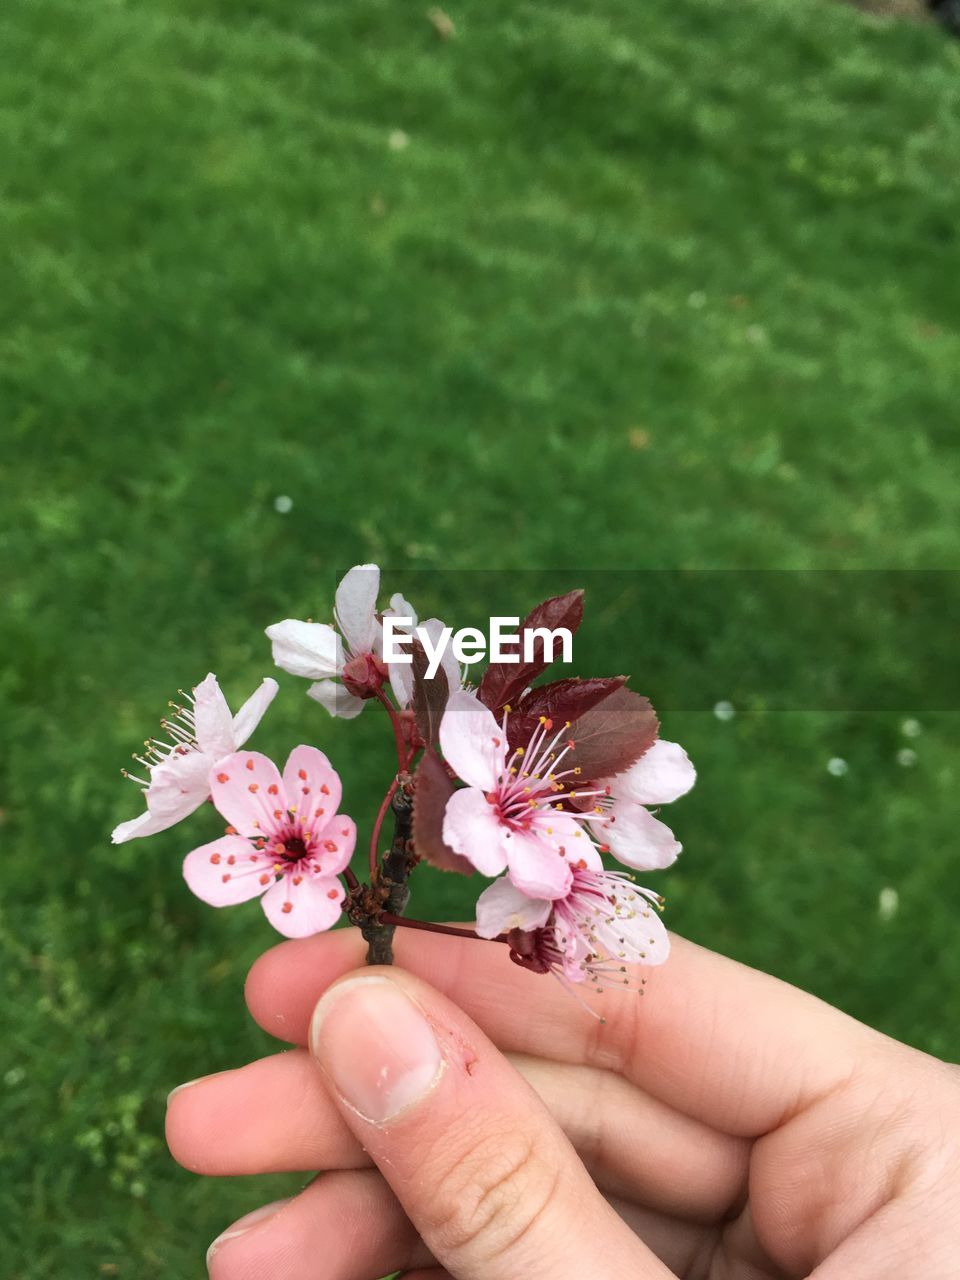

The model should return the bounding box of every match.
[478,589,584,713]
[412,749,474,875]
[410,638,450,747]
[563,686,659,783]
[505,675,627,748]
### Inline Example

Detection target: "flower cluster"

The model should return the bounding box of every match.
[114,565,694,1000]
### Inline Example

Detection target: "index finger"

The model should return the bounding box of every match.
[245,925,878,1137]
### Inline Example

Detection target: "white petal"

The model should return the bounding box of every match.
[592,800,681,871]
[231,677,279,746]
[388,593,418,626]
[388,662,413,708]
[111,807,176,844]
[608,740,696,805]
[438,689,504,790]
[334,564,380,656]
[145,752,211,816]
[474,876,551,939]
[307,679,365,719]
[266,619,343,680]
[442,787,509,877]
[192,673,235,760]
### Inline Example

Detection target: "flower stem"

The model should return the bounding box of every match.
[369,775,399,876]
[374,686,409,770]
[380,914,503,943]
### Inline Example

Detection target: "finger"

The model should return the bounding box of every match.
[166,1050,360,1176]
[205,1168,432,1280]
[307,967,675,1279]
[166,1048,748,1220]
[247,926,877,1136]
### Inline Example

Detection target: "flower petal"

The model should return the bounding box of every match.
[503,828,574,899]
[311,814,356,876]
[307,679,365,719]
[442,787,509,878]
[334,563,380,656]
[192,673,235,760]
[261,873,345,938]
[474,876,551,939]
[208,751,286,838]
[609,739,696,805]
[111,806,177,844]
[266,619,343,680]
[231,677,279,746]
[183,836,274,906]
[144,751,211,816]
[438,690,504,790]
[592,801,681,870]
[281,745,342,834]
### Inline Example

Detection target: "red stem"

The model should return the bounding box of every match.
[379,913,505,943]
[373,686,409,770]
[369,775,400,875]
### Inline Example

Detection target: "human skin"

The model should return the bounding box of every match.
[166,929,960,1279]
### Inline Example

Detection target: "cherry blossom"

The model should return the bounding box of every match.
[111,673,277,844]
[265,563,448,718]
[439,690,603,898]
[182,745,356,938]
[475,859,669,990]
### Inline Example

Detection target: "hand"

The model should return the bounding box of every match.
[167,929,960,1279]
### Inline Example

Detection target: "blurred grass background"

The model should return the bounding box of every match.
[2,0,960,1275]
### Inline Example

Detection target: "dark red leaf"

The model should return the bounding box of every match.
[505,675,627,748]
[478,589,584,713]
[563,686,659,783]
[412,749,474,875]
[410,638,450,747]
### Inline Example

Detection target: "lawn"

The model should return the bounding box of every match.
[2,0,959,1275]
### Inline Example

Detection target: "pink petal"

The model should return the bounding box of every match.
[609,739,696,805]
[438,690,504,790]
[308,679,365,719]
[261,873,345,938]
[208,750,286,838]
[442,787,509,878]
[592,801,681,870]
[183,835,274,906]
[192,673,235,761]
[503,828,574,899]
[281,745,343,837]
[474,876,551,939]
[310,814,356,876]
[334,564,380,656]
[231,677,279,746]
[266,619,343,679]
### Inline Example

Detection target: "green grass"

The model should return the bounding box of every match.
[2,0,960,1275]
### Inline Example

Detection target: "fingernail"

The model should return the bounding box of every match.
[206,1198,292,1267]
[310,974,444,1123]
[166,1070,227,1107]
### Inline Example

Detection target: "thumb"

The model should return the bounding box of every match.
[308,966,673,1280]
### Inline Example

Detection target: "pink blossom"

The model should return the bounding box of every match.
[588,739,696,871]
[475,860,669,990]
[111,673,278,844]
[182,746,356,938]
[439,691,600,898]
